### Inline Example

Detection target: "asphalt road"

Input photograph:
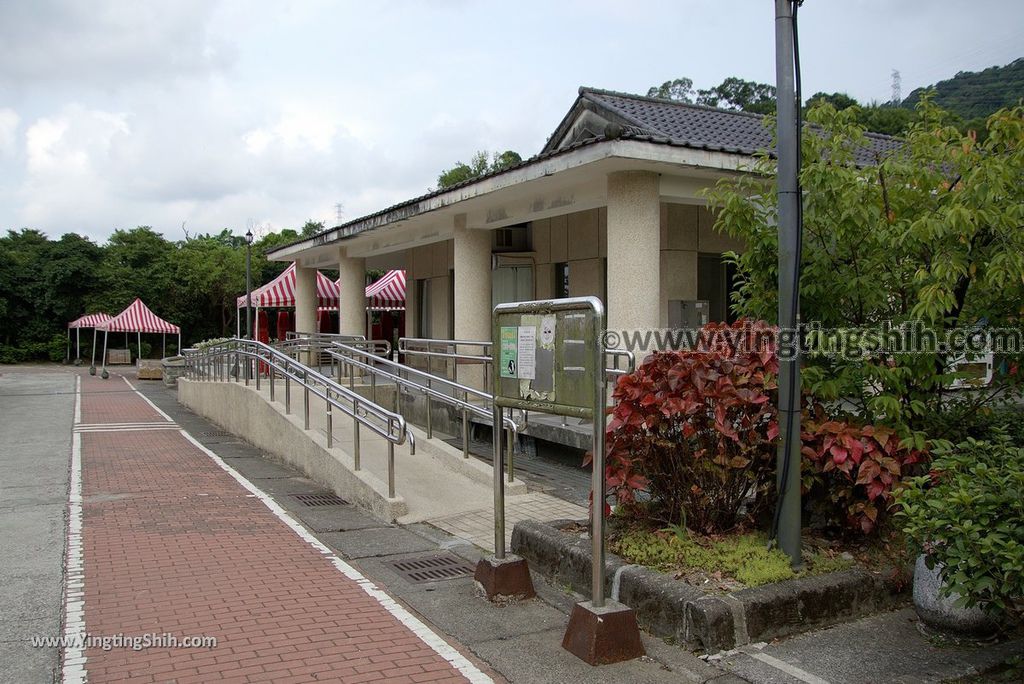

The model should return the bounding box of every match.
[0,367,75,684]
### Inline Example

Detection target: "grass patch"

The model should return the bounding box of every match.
[609,527,855,589]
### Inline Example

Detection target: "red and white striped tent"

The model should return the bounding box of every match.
[93,298,181,374]
[236,263,340,309]
[365,270,406,311]
[66,312,112,362]
[236,263,341,337]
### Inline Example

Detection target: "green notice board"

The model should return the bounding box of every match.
[492,298,604,419]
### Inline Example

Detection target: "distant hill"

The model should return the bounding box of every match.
[903,58,1024,120]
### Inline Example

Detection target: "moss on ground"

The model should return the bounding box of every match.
[609,527,854,588]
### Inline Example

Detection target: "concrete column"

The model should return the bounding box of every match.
[606,171,660,342]
[337,250,366,337]
[294,262,318,334]
[453,215,492,388]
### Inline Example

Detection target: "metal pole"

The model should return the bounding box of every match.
[592,305,608,608]
[462,407,470,459]
[506,408,514,484]
[426,393,433,439]
[353,411,361,470]
[246,232,253,339]
[285,373,291,414]
[775,0,802,568]
[326,399,333,448]
[269,364,275,401]
[492,374,506,559]
[387,441,396,498]
[303,382,310,430]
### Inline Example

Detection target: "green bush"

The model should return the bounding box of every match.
[896,434,1024,623]
[0,334,66,363]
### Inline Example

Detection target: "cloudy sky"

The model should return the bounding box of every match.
[1,0,1020,243]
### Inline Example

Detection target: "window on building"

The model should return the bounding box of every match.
[555,262,570,298]
[491,224,530,252]
[492,265,534,308]
[697,253,739,323]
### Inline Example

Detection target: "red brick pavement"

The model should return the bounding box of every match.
[75,372,487,683]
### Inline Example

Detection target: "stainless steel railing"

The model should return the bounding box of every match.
[182,338,414,497]
[398,337,492,387]
[327,341,522,482]
[399,336,635,383]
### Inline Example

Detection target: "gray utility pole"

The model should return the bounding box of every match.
[245,229,254,339]
[774,0,802,567]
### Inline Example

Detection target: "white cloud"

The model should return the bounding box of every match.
[0,0,233,89]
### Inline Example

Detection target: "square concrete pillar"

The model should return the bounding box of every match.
[337,250,366,337]
[606,171,660,343]
[453,215,492,390]
[293,262,318,334]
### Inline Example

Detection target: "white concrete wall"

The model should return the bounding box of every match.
[293,262,318,334]
[453,217,492,388]
[337,250,366,336]
[606,171,660,335]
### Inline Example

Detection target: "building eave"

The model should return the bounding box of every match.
[267,137,755,262]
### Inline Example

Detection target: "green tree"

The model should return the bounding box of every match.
[436,150,522,190]
[697,77,776,114]
[647,77,695,102]
[171,234,246,339]
[705,97,1024,440]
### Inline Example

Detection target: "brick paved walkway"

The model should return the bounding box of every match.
[68,372,491,683]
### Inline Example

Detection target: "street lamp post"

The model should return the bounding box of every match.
[245,229,254,339]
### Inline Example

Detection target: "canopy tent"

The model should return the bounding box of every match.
[67,312,112,362]
[365,270,406,311]
[236,263,340,338]
[92,298,181,377]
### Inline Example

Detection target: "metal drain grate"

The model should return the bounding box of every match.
[200,430,234,438]
[293,493,349,507]
[388,554,475,584]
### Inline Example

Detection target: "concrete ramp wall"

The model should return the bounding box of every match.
[178,378,407,522]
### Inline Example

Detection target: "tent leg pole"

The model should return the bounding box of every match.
[101,332,109,379]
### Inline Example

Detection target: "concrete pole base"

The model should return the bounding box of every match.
[562,599,645,665]
[473,555,536,602]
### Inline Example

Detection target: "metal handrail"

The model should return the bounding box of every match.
[400,336,635,379]
[327,341,521,481]
[182,338,414,497]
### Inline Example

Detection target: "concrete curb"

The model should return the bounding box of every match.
[512,519,908,653]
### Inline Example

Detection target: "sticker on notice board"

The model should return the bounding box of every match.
[517,325,536,380]
[500,326,518,378]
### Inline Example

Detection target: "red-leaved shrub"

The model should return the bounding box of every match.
[596,319,779,533]
[801,407,924,534]
[595,319,926,536]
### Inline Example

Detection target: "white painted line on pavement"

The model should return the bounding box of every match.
[748,651,832,684]
[62,375,87,684]
[121,375,175,422]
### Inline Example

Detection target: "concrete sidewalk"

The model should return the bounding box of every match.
[0,367,75,683]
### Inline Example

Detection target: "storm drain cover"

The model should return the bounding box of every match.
[388,554,475,584]
[200,431,233,438]
[292,493,349,507]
